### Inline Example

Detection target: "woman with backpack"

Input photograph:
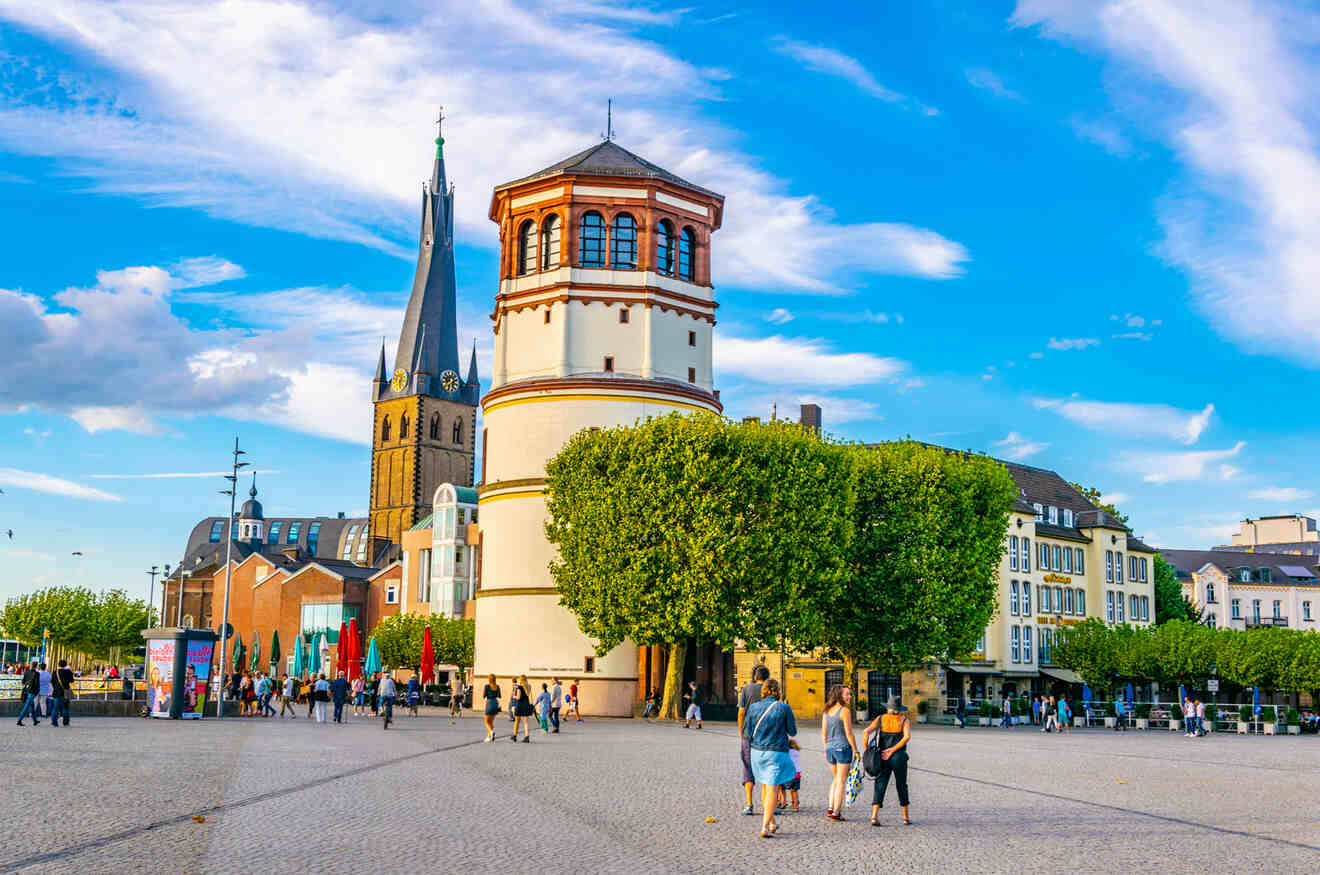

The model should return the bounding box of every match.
[820,684,860,822]
[742,678,797,839]
[863,695,912,827]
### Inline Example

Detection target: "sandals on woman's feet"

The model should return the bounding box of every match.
[903,818,913,825]
[759,830,774,839]
[870,818,881,827]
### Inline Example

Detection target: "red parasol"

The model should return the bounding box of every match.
[346,617,361,680]
[336,621,349,676]
[420,624,435,685]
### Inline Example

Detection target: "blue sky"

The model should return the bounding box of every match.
[3,0,1319,602]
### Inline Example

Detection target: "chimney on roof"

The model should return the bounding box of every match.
[338,512,345,519]
[799,403,822,435]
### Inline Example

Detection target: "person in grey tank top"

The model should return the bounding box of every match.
[820,684,860,821]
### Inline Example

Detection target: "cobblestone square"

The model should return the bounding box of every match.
[1,713,1317,874]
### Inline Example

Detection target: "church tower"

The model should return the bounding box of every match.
[474,140,723,716]
[369,115,479,558]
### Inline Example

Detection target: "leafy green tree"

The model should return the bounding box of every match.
[373,613,428,668]
[431,616,475,676]
[1152,554,1191,624]
[1150,619,1217,682]
[0,586,151,666]
[1068,483,1129,526]
[820,442,1016,684]
[1280,631,1320,698]
[1051,618,1120,687]
[545,414,855,719]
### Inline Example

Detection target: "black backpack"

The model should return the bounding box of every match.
[863,734,883,777]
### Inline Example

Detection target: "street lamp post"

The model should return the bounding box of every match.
[145,566,159,628]
[174,568,191,627]
[216,437,249,719]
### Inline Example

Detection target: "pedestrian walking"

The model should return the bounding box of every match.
[407,674,420,717]
[369,672,380,716]
[482,674,501,742]
[569,679,582,722]
[313,673,330,723]
[240,671,255,717]
[742,678,797,840]
[821,684,861,822]
[683,680,704,729]
[352,674,366,717]
[449,677,464,724]
[536,683,551,732]
[1042,695,1055,732]
[549,677,562,732]
[280,674,298,718]
[379,670,397,729]
[1000,694,1013,728]
[303,675,316,718]
[1184,695,1197,737]
[16,662,41,726]
[38,663,53,720]
[49,659,74,728]
[332,671,349,723]
[1059,697,1072,733]
[641,686,656,719]
[864,696,913,827]
[1195,699,1206,737]
[954,697,966,729]
[737,664,770,816]
[1031,695,1041,727]
[1114,698,1127,731]
[511,677,535,742]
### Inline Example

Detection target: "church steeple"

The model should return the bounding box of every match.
[466,339,479,387]
[392,109,460,396]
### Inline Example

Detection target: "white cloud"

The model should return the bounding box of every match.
[1099,491,1129,507]
[2,548,56,561]
[1112,332,1152,341]
[1013,0,1320,367]
[70,406,162,435]
[965,67,1025,101]
[1028,351,1044,359]
[764,308,794,325]
[1248,486,1313,503]
[0,1,965,292]
[773,37,933,111]
[1034,398,1215,445]
[0,467,124,502]
[716,335,905,388]
[1119,442,1246,484]
[1070,117,1132,156]
[1046,337,1100,351]
[993,431,1050,461]
[818,309,896,324]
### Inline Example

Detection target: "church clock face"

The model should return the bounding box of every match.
[390,368,408,391]
[440,369,459,392]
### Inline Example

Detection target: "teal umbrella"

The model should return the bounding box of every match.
[292,637,305,678]
[269,630,281,676]
[364,636,381,675]
[310,633,322,675]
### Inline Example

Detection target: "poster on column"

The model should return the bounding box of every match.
[147,639,174,718]
[183,639,213,718]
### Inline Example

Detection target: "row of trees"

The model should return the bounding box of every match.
[1052,618,1320,695]
[544,415,1018,719]
[0,586,152,667]
[372,613,474,677]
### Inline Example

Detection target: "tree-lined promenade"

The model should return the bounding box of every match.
[544,414,1018,720]
[0,586,152,668]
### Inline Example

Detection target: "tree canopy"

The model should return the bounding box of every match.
[373,613,474,675]
[0,586,152,666]
[1068,483,1129,526]
[544,414,856,717]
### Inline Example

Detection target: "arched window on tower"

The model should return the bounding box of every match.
[610,213,637,268]
[429,413,440,440]
[579,211,605,267]
[381,416,391,442]
[678,227,695,280]
[655,220,675,276]
[400,413,410,437]
[452,418,463,445]
[541,214,561,270]
[517,220,537,276]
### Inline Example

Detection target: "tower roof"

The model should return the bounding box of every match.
[239,474,263,520]
[494,140,722,200]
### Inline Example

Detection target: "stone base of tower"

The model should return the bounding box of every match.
[472,591,638,717]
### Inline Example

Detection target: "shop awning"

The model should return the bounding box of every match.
[1039,666,1082,684]
[946,663,1000,675]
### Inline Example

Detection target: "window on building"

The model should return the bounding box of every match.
[1252,599,1261,623]
[610,213,637,268]
[1206,582,1216,604]
[1129,555,1137,582]
[1053,545,1062,572]
[603,356,614,373]
[1258,567,1271,584]
[1022,582,1031,615]
[307,522,321,554]
[687,367,696,383]
[579,211,606,267]
[1106,591,1115,622]
[452,419,463,444]
[976,634,985,653]
[1011,580,1019,615]
[1116,552,1124,584]
[385,584,398,604]
[1130,595,1138,621]
[1065,588,1075,615]
[1040,628,1051,664]
[440,545,453,576]
[1041,586,1052,613]
[208,520,225,543]
[455,546,464,567]
[381,416,391,442]
[1142,596,1150,621]
[417,549,431,603]
[267,521,282,545]
[1116,594,1124,623]
[584,656,596,673]
[1077,590,1086,616]
[1231,598,1241,619]
[400,413,409,436]
[544,308,551,324]
[1273,600,1282,620]
[1033,503,1044,521]
[688,330,696,347]
[1048,505,1058,525]
[1064,547,1073,573]
[356,530,369,562]
[287,521,301,545]
[1106,551,1113,583]
[1021,538,1030,572]
[342,525,359,560]
[618,307,629,324]
[678,227,695,280]
[1011,626,1021,663]
[299,603,361,643]
[1208,614,1218,629]
[1075,549,1084,574]
[517,219,537,275]
[1009,535,1018,571]
[1063,508,1073,528]
[541,215,561,269]
[1054,586,1063,614]
[430,414,440,440]
[1305,601,1312,621]
[1023,626,1032,663]
[655,220,675,275]
[1239,566,1251,583]
[1140,558,1149,582]
[1040,543,1050,570]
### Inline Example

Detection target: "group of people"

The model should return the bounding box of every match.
[480,675,582,742]
[223,668,435,729]
[14,660,76,727]
[736,665,913,839]
[1182,697,1208,737]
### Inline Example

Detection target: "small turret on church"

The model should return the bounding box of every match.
[369,114,479,558]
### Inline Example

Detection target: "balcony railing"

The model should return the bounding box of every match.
[1246,616,1289,628]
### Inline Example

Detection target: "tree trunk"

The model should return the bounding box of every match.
[842,654,858,698]
[658,641,686,721]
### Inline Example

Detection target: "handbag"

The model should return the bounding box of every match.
[863,734,883,778]
[843,757,864,807]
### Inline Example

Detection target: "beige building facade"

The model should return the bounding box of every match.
[1229,514,1319,548]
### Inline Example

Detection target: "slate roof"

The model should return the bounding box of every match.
[495,140,723,200]
[1159,549,1320,585]
[181,516,368,573]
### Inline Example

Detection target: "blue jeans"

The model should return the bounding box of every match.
[16,694,39,723]
[49,698,69,726]
[550,706,561,730]
[333,700,345,722]
[261,693,275,716]
[380,696,394,724]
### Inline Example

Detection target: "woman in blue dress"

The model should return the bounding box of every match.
[742,678,797,839]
